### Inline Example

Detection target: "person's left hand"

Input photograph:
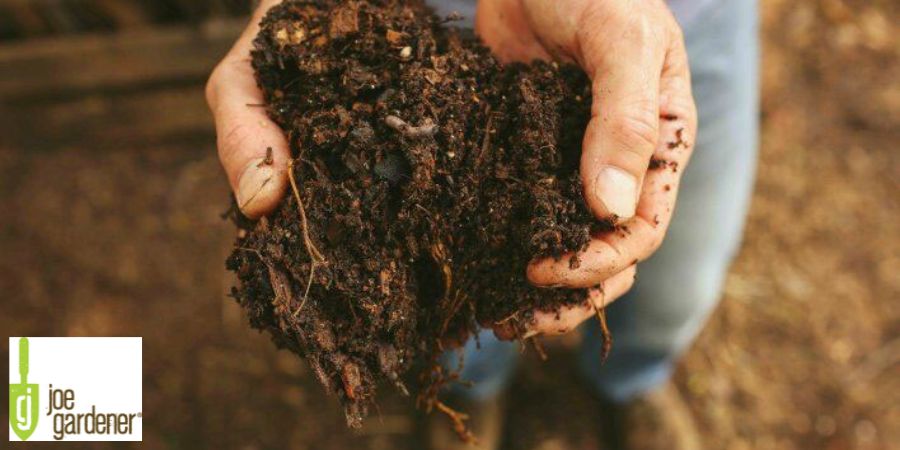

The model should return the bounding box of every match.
[475,0,698,339]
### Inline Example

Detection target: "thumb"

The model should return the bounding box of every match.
[206,0,290,219]
[578,18,667,221]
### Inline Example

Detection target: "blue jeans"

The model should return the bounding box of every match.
[442,0,760,403]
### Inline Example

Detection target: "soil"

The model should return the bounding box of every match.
[226,0,604,426]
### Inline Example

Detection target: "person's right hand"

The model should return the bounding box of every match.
[206,0,289,219]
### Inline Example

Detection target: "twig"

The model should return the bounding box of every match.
[384,115,438,138]
[414,204,436,226]
[476,106,492,167]
[495,311,519,325]
[257,147,274,167]
[297,265,316,315]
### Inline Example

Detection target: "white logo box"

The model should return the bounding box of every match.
[9,337,142,442]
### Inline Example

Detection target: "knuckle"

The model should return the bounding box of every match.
[206,56,246,109]
[646,230,665,255]
[609,104,658,155]
[669,22,685,43]
[630,15,655,38]
[205,64,224,110]
[622,13,664,47]
[217,122,248,166]
[663,5,686,40]
[642,215,668,254]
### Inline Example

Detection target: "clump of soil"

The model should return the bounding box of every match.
[227,0,605,427]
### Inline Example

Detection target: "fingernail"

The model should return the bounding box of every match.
[236,158,281,217]
[592,166,637,219]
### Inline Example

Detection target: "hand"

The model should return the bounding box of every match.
[206,0,289,219]
[475,0,697,337]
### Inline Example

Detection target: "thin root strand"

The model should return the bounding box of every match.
[435,401,477,445]
[288,160,327,316]
[591,296,613,362]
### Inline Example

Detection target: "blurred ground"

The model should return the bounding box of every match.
[1,0,897,449]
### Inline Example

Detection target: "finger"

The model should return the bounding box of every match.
[528,98,696,287]
[526,264,637,337]
[495,265,637,340]
[577,9,668,221]
[207,0,289,219]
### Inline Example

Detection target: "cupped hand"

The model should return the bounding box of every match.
[475,0,698,337]
[206,0,289,219]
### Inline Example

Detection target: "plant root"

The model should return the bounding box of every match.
[287,159,327,315]
[435,401,477,445]
[591,293,613,362]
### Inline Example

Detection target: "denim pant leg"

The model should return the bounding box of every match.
[441,329,520,401]
[580,0,760,403]
[442,0,759,403]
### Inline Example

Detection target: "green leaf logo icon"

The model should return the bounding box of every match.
[9,338,39,441]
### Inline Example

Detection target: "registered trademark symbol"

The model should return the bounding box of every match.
[137,413,143,418]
